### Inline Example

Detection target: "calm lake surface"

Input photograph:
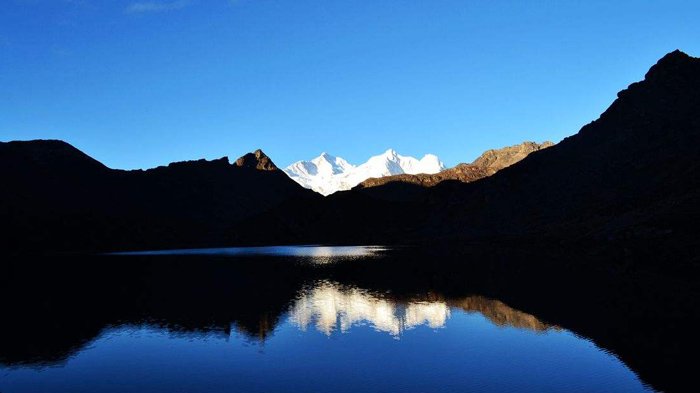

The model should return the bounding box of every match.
[111,244,390,261]
[1,246,654,393]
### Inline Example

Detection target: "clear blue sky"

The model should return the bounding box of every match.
[1,1,698,169]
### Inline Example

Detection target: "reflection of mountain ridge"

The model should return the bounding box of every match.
[449,296,556,332]
[289,281,451,336]
[288,281,555,337]
[0,257,556,367]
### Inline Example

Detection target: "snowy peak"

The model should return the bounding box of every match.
[310,152,354,177]
[284,149,445,195]
[360,150,445,177]
[382,148,398,158]
[417,154,443,172]
[284,152,353,178]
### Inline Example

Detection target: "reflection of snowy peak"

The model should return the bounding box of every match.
[288,282,450,336]
[284,149,445,195]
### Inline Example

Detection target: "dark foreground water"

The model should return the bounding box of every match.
[0,246,668,392]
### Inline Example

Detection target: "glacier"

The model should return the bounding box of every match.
[284,149,445,195]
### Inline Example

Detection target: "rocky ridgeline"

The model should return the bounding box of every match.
[355,141,553,189]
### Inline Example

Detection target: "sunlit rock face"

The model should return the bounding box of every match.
[288,282,450,336]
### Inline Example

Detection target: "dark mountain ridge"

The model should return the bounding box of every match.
[0,141,317,253]
[426,50,700,242]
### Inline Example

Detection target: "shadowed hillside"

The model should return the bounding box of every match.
[423,50,700,252]
[0,141,318,253]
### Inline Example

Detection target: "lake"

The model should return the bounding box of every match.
[0,246,657,392]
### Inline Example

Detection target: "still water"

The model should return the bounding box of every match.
[1,246,653,393]
[110,244,389,261]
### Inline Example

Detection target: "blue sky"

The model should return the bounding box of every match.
[1,1,699,169]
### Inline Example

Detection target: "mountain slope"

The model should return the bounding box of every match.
[355,141,553,192]
[284,149,445,195]
[471,141,555,175]
[0,140,317,253]
[423,50,700,248]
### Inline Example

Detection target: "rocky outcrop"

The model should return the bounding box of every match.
[471,141,554,175]
[356,163,489,189]
[355,141,553,189]
[235,149,278,171]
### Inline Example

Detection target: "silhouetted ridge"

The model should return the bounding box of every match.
[235,149,277,171]
[424,49,700,246]
[643,49,694,82]
[163,157,230,170]
[602,50,700,124]
[0,143,315,253]
[0,139,108,175]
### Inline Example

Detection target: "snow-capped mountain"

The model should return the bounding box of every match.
[284,149,445,195]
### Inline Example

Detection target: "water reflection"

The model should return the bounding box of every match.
[0,254,668,392]
[289,281,451,336]
[448,296,557,332]
[0,278,651,393]
[288,281,558,338]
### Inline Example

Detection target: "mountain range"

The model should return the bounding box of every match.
[227,49,700,267]
[2,50,700,269]
[284,149,445,195]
